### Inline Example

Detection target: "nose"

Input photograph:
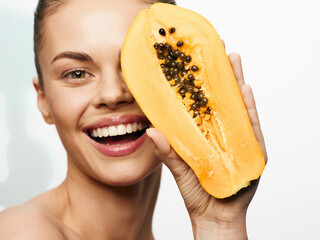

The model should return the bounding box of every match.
[92,66,134,110]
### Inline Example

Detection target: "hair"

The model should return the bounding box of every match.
[33,0,176,89]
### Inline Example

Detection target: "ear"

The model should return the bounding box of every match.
[33,77,54,125]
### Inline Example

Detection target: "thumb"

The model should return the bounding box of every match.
[146,127,209,211]
[146,127,193,183]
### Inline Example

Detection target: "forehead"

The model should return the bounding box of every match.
[40,0,150,66]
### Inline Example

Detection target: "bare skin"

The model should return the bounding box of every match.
[0,0,267,239]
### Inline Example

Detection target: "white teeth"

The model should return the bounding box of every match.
[126,124,133,133]
[90,122,149,138]
[92,129,98,137]
[132,122,138,132]
[97,128,103,138]
[102,127,109,137]
[108,126,117,136]
[117,124,126,135]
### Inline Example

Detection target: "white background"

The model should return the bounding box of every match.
[0,0,320,239]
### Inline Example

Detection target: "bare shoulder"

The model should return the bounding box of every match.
[0,205,64,239]
[0,205,82,240]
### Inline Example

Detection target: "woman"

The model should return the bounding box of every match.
[0,0,267,239]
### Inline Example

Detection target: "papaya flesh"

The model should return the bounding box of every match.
[121,3,265,198]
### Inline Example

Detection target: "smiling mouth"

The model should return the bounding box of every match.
[86,121,150,145]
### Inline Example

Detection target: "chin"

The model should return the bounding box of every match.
[96,157,162,187]
[105,166,162,187]
[79,140,162,187]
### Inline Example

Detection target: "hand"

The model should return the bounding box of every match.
[146,52,267,239]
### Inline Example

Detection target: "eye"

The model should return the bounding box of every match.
[63,69,93,84]
[71,70,86,79]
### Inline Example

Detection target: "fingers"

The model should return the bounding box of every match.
[229,53,245,88]
[147,128,210,212]
[227,51,267,162]
[146,128,191,179]
[240,85,268,163]
[146,127,171,159]
[222,40,244,88]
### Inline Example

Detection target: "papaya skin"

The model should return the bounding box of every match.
[121,3,265,198]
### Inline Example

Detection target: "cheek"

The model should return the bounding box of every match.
[47,86,92,131]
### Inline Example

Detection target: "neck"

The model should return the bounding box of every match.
[59,162,162,240]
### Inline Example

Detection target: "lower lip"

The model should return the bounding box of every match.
[87,132,148,157]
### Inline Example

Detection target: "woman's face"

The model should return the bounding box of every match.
[36,0,161,186]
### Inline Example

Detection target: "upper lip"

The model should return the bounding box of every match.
[83,114,149,132]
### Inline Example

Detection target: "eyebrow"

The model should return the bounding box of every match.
[51,51,93,64]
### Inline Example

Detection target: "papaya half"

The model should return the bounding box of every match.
[121,3,265,198]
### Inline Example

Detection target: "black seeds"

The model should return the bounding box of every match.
[171,61,177,68]
[154,43,159,50]
[191,103,198,110]
[200,98,208,107]
[191,65,199,72]
[200,101,207,107]
[169,50,177,60]
[154,39,210,118]
[165,43,172,51]
[179,88,186,96]
[181,71,187,77]
[167,55,174,60]
[169,50,175,58]
[195,101,201,107]
[159,28,166,36]
[174,76,180,81]
[169,27,176,34]
[173,74,179,79]
[177,62,184,69]
[165,59,172,67]
[193,110,200,118]
[187,74,194,81]
[177,41,184,47]
[191,93,198,100]
[181,78,187,84]
[179,53,186,60]
[163,68,170,75]
[185,80,192,85]
[157,50,164,55]
[186,85,193,93]
[176,82,183,88]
